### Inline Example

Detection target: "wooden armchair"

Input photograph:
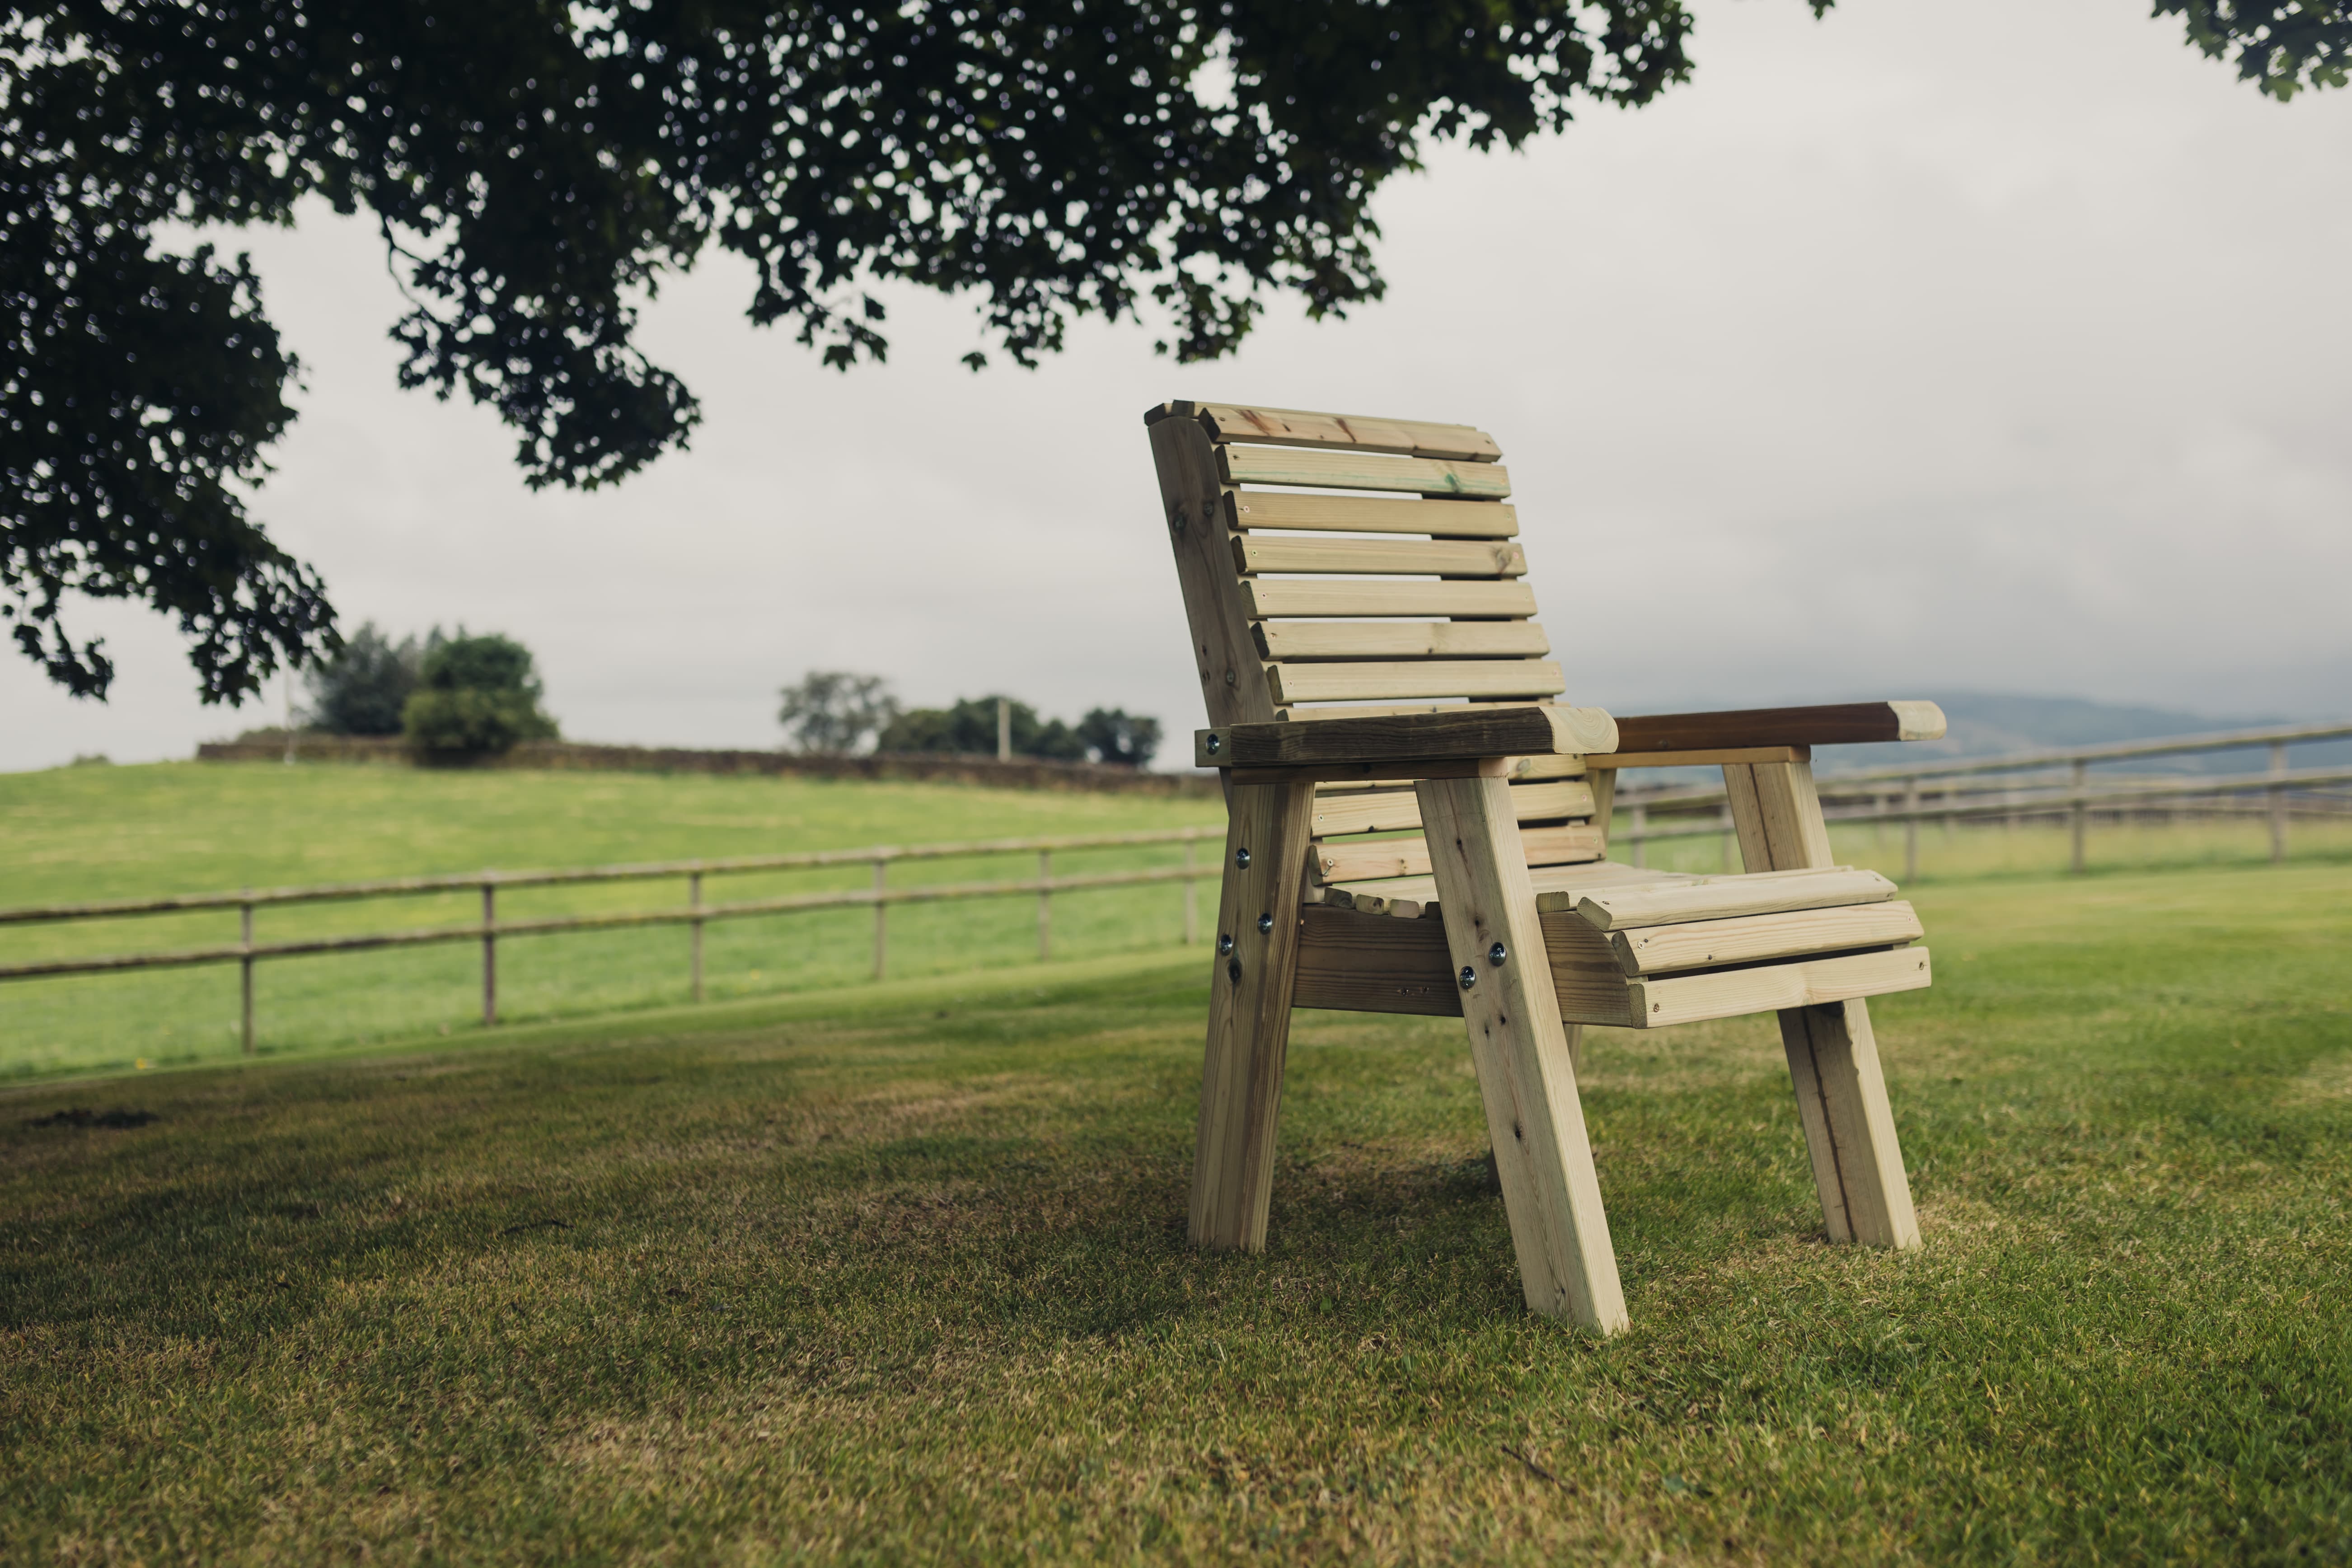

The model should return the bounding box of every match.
[1147,400,1945,1334]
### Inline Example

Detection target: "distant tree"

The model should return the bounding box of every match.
[1076,708,1162,768]
[401,631,559,758]
[878,696,1085,761]
[303,622,420,736]
[777,671,899,754]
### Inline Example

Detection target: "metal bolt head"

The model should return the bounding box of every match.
[1234,847,1251,869]
[1459,965,1478,991]
[1217,933,1234,956]
[1488,941,1508,966]
[1224,669,1237,686]
[1257,912,1274,934]
[1205,733,1222,755]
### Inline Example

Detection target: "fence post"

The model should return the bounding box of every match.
[1037,849,1052,960]
[482,882,497,1026]
[1628,802,1647,869]
[872,858,888,981]
[239,895,255,1055]
[689,871,705,1002]
[1903,779,1920,883]
[1183,838,1198,945]
[2270,740,2289,863]
[2070,759,2088,874]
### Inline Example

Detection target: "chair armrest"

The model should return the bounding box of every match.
[1611,701,1944,755]
[1196,705,1618,771]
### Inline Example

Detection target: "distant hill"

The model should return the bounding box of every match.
[1819,692,2349,776]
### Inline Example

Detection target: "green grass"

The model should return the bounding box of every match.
[0,762,1223,1079]
[4,857,2350,1563]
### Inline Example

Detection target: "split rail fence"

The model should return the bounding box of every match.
[0,828,1224,1053]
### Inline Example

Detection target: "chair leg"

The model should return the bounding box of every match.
[1725,762,1922,1250]
[1417,775,1629,1334]
[1189,781,1315,1251]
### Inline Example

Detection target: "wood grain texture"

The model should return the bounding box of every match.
[1233,535,1527,576]
[1606,901,1924,975]
[1242,579,1537,620]
[1256,621,1552,662]
[1227,491,1518,537]
[1313,825,1605,885]
[1312,779,1593,837]
[1331,858,1685,911]
[1415,774,1628,1332]
[1149,417,1276,728]
[1149,401,1503,462]
[1225,756,1515,787]
[1628,948,1932,1029]
[1290,903,1462,1016]
[1267,660,1566,706]
[1586,746,1808,770]
[1615,702,1948,753]
[1567,867,1897,930]
[1218,445,1512,498]
[1202,706,1616,769]
[1189,782,1317,1251]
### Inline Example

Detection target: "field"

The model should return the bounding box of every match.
[3,760,2351,1562]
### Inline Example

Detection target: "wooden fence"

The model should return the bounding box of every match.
[0,828,1225,1053]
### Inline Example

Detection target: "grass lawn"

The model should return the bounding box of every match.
[4,857,2349,1562]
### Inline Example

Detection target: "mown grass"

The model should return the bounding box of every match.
[3,859,2348,1563]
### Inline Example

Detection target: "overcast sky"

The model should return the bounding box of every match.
[8,0,2349,772]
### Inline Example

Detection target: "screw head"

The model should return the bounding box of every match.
[1234,847,1251,869]
[1227,958,1242,984]
[1205,733,1222,755]
[1488,941,1508,966]
[1459,965,1478,991]
[1225,669,1237,686]
[1217,933,1234,955]
[1257,912,1274,934]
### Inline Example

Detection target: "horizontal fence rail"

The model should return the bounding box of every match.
[1,827,1225,1052]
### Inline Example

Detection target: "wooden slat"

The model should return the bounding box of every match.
[1153,401,1503,462]
[1314,825,1603,885]
[1228,492,1518,538]
[1312,779,1594,838]
[1291,903,1463,1016]
[1606,900,1924,976]
[1279,701,1540,723]
[1267,660,1566,706]
[1587,745,1809,769]
[1244,579,1537,619]
[1234,536,1527,577]
[1615,702,1948,753]
[1256,621,1551,662]
[1311,752,1587,793]
[1202,705,1616,769]
[1219,445,1512,499]
[1562,867,1897,930]
[1226,756,1514,788]
[1149,417,1277,726]
[1627,948,1932,1030]
[1331,858,1687,912]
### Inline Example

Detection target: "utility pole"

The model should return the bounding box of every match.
[997,697,1012,761]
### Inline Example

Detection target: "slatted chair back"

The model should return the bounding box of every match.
[1145,401,1605,915]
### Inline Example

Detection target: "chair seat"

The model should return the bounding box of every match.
[1298,859,1930,1029]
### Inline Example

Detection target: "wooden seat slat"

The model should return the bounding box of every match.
[1256,621,1552,662]
[1327,859,1691,913]
[1608,901,1924,976]
[1229,492,1518,538]
[1312,779,1593,838]
[1218,445,1512,499]
[1314,824,1604,885]
[1242,580,1537,619]
[1563,867,1898,928]
[1234,535,1527,577]
[1153,401,1503,462]
[1267,659,1566,706]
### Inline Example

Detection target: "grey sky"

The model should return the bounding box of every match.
[7,0,2348,772]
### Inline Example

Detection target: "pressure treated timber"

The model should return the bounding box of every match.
[1218,445,1513,499]
[1226,756,1516,788]
[1243,579,1538,620]
[1189,781,1317,1251]
[1629,948,1932,1029]
[1567,867,1898,930]
[1327,857,1684,913]
[1267,660,1567,706]
[1150,417,1275,728]
[1199,705,1617,770]
[1311,779,1594,837]
[1234,535,1527,577]
[1256,621,1552,662]
[1290,904,1462,1016]
[1227,491,1518,538]
[1313,824,1605,885]
[1150,401,1503,462]
[1278,701,1543,724]
[1585,746,1809,770]
[1607,900,1923,975]
[1614,702,1946,754]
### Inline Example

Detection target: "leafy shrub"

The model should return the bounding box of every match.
[303,622,420,735]
[778,670,898,754]
[876,696,1085,761]
[1075,708,1161,767]
[401,632,558,758]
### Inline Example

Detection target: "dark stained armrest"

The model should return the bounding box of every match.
[1195,705,1618,771]
[1611,702,1945,754]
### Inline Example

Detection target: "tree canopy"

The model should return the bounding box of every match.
[5,0,2344,702]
